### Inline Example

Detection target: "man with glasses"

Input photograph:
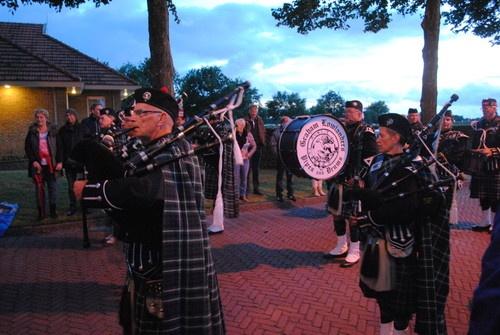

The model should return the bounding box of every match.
[74,88,225,334]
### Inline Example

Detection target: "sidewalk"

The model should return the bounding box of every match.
[0,186,490,334]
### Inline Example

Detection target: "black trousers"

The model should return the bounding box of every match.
[378,296,411,330]
[276,158,293,197]
[334,217,360,242]
[65,168,78,210]
[248,146,262,193]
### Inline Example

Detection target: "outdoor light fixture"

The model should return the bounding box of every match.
[122,88,129,97]
[71,86,77,94]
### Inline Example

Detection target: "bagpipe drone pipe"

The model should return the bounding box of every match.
[67,83,250,247]
[327,94,460,218]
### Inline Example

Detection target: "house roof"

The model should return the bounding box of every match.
[0,22,137,88]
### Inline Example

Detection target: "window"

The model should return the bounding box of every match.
[86,96,106,115]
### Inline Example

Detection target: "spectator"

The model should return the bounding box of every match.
[24,108,62,220]
[312,179,326,197]
[234,118,256,202]
[245,103,266,195]
[57,108,83,216]
[270,116,296,202]
[81,103,102,140]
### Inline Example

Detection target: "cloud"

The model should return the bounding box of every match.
[177,0,285,9]
[0,1,498,120]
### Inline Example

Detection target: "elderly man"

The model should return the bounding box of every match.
[74,88,225,334]
[245,103,266,195]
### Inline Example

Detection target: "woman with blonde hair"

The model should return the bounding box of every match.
[24,108,62,220]
[234,118,256,201]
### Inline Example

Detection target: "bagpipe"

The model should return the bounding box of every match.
[69,82,250,247]
[327,94,460,218]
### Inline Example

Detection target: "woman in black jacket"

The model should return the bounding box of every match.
[24,108,62,220]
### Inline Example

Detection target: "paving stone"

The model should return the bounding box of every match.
[0,185,490,334]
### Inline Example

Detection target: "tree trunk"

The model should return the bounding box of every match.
[147,0,175,94]
[420,0,440,124]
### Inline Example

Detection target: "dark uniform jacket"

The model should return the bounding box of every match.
[81,139,225,334]
[340,121,378,181]
[470,116,500,151]
[358,153,450,334]
[469,116,500,206]
[436,128,469,177]
[24,123,62,177]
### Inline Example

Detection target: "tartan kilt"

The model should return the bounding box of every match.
[470,173,500,201]
[119,278,163,335]
[204,161,218,200]
[360,252,418,319]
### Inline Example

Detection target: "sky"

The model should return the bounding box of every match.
[1,0,499,118]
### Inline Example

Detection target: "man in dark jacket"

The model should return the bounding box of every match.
[81,103,102,140]
[324,100,378,267]
[74,88,225,334]
[58,108,83,216]
[244,103,266,195]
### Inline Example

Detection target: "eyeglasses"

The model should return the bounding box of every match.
[123,109,165,117]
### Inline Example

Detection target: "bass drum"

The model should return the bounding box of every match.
[278,115,349,180]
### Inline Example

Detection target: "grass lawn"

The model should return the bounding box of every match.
[0,169,320,227]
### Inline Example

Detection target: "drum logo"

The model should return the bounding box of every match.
[296,116,348,180]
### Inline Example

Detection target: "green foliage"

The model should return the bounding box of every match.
[364,100,389,124]
[443,0,500,45]
[0,0,111,11]
[272,0,499,44]
[175,66,261,119]
[309,90,345,117]
[0,0,180,21]
[117,58,153,87]
[265,91,307,122]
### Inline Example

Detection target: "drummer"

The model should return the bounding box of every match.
[324,100,378,267]
[469,98,500,232]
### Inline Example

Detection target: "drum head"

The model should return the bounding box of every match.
[279,115,348,180]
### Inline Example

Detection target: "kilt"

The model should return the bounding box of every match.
[470,173,500,203]
[120,277,163,335]
[360,252,418,320]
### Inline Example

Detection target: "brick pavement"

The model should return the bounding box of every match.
[0,186,491,335]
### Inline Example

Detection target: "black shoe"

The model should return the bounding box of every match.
[254,190,263,195]
[208,229,224,235]
[276,195,284,202]
[340,259,359,268]
[323,251,348,259]
[287,195,296,201]
[471,225,491,232]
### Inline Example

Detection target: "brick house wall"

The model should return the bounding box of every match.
[0,86,123,159]
[0,86,57,158]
